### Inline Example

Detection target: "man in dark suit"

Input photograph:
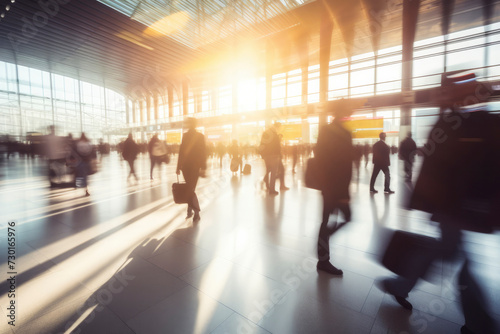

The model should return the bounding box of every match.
[176,117,207,222]
[260,122,282,195]
[370,132,394,194]
[399,131,417,182]
[314,104,353,276]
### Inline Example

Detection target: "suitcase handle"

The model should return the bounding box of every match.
[176,174,185,183]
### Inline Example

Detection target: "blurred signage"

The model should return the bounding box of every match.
[281,124,302,141]
[166,131,181,144]
[343,118,383,139]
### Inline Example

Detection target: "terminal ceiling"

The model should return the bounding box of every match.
[0,0,498,99]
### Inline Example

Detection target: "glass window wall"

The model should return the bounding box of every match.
[0,60,126,140]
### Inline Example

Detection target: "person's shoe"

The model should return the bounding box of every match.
[384,190,395,194]
[193,212,201,222]
[370,189,378,193]
[186,210,193,219]
[280,186,289,191]
[377,278,412,310]
[460,325,475,334]
[395,296,413,310]
[316,261,343,276]
[85,190,90,197]
[269,190,279,195]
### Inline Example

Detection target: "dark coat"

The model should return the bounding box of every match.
[315,121,353,201]
[122,137,139,162]
[148,136,158,155]
[177,129,206,172]
[372,140,390,167]
[409,111,500,233]
[399,137,417,161]
[259,128,280,157]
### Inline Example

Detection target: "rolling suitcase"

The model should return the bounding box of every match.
[381,229,437,280]
[243,164,251,174]
[172,175,190,204]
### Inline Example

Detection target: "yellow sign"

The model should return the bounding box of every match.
[343,118,383,139]
[166,131,181,144]
[281,124,302,141]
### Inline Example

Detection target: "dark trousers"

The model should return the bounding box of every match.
[75,161,89,188]
[317,196,351,262]
[182,168,200,212]
[403,159,413,181]
[459,261,496,334]
[150,156,161,178]
[263,156,279,192]
[370,164,391,191]
[127,159,137,179]
[277,160,285,186]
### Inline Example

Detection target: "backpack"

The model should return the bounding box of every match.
[152,141,167,156]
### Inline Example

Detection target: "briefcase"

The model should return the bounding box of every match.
[172,176,190,204]
[381,230,437,280]
[304,157,322,190]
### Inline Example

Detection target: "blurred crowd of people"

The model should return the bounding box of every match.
[0,125,411,200]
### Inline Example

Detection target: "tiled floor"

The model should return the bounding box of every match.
[0,152,499,334]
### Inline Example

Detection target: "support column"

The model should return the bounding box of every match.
[49,65,55,126]
[182,81,189,116]
[441,0,454,73]
[14,62,23,137]
[211,87,218,117]
[483,0,493,77]
[131,100,136,125]
[265,40,274,120]
[167,86,174,118]
[298,33,309,106]
[78,78,83,133]
[103,80,108,134]
[400,0,421,142]
[139,100,144,124]
[154,94,159,126]
[319,9,333,127]
[126,99,130,125]
[195,89,202,114]
[146,96,152,124]
[301,116,310,144]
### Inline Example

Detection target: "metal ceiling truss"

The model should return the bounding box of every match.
[0,0,499,100]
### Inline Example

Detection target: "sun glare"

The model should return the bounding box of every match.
[144,11,190,37]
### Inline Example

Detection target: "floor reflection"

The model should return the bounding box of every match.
[0,153,498,333]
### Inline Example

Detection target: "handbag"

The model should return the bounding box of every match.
[161,154,170,164]
[172,175,190,204]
